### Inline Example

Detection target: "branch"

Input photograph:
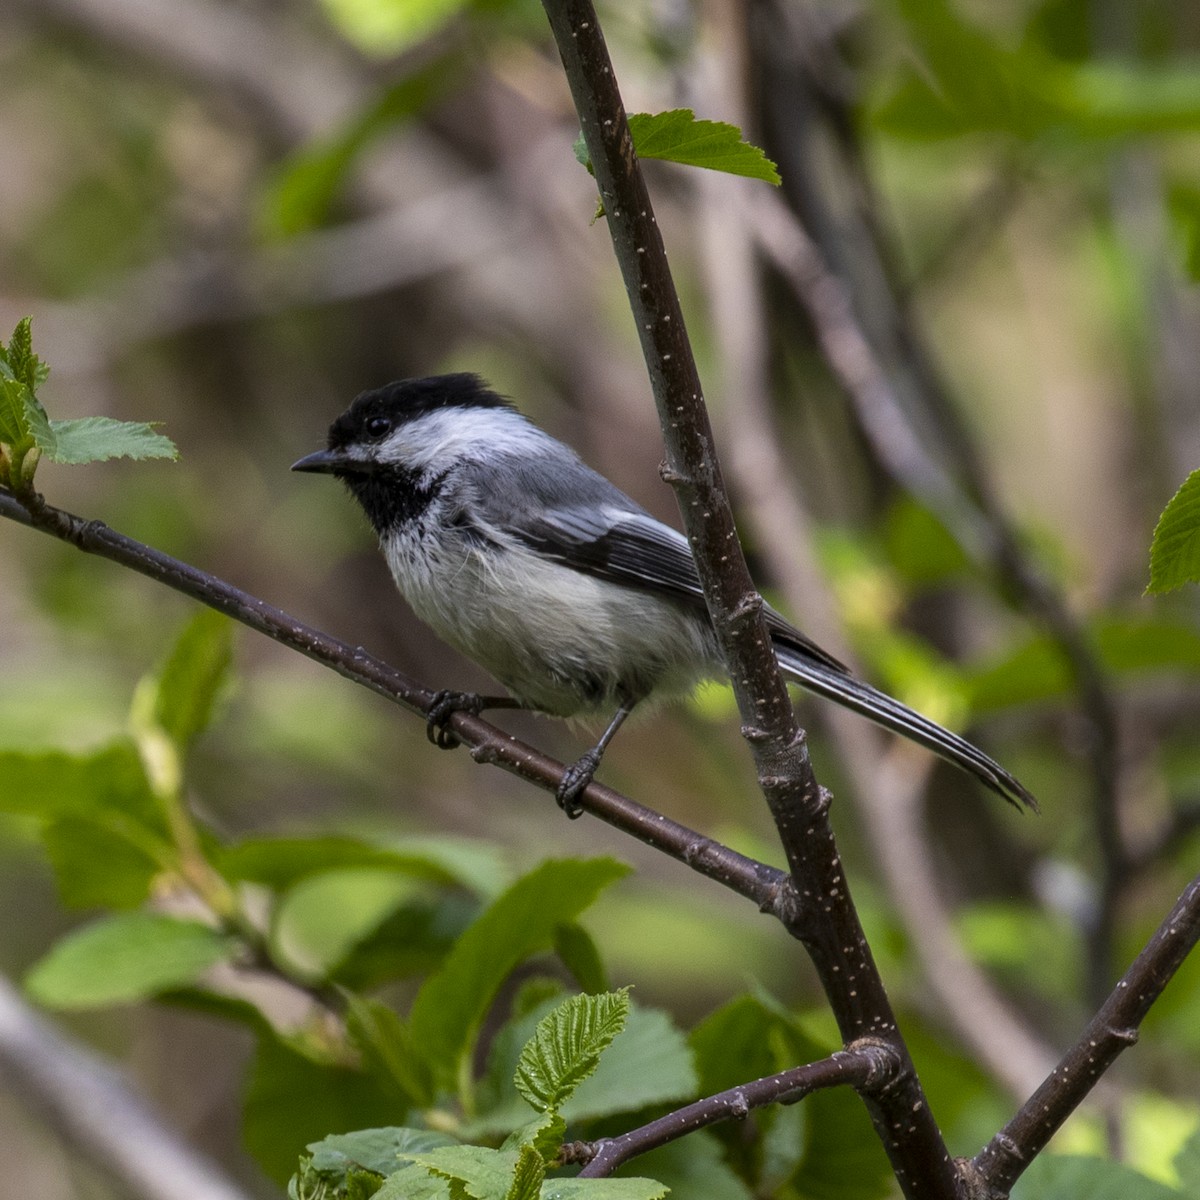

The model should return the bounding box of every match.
[539,4,958,1197]
[972,873,1200,1195]
[566,1040,900,1178]
[0,485,784,913]
[694,151,1060,1100]
[0,976,253,1200]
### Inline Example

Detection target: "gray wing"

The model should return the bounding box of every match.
[462,453,847,674]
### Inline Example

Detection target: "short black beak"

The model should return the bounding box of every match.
[291,448,348,474]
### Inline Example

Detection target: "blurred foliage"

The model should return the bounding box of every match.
[2,0,1200,1195]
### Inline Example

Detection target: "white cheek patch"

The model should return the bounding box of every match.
[378,409,544,473]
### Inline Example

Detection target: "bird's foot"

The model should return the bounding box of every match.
[556,749,601,819]
[426,690,484,749]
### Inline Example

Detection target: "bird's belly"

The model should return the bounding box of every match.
[382,532,715,715]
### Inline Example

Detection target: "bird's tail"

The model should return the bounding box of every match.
[775,645,1037,812]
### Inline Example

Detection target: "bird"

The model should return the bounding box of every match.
[292,373,1036,817]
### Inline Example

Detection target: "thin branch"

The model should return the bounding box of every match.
[0,976,253,1200]
[566,1040,900,1178]
[0,486,786,915]
[973,873,1200,1195]
[539,4,958,1197]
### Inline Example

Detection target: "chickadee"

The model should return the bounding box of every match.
[293,374,1036,816]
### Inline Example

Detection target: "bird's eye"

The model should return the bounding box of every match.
[365,415,392,440]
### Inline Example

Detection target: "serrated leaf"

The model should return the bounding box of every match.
[574,110,779,185]
[25,913,235,1009]
[627,110,779,183]
[563,1005,694,1123]
[374,1166,453,1200]
[1148,470,1200,594]
[408,858,630,1089]
[473,1002,694,1136]
[500,1113,566,1163]
[400,1146,520,1200]
[505,1144,544,1200]
[514,989,630,1114]
[151,609,234,748]
[44,416,178,464]
[4,317,43,390]
[307,1128,456,1181]
[537,1179,670,1200]
[0,377,27,444]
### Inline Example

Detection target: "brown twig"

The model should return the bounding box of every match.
[973,873,1200,1195]
[568,1040,900,1177]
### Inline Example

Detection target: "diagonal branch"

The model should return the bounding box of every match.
[972,873,1200,1195]
[566,1040,900,1178]
[0,485,785,912]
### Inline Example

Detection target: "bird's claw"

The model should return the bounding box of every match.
[426,690,484,750]
[556,750,600,819]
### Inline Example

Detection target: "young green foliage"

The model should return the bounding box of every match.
[1148,469,1200,594]
[407,857,630,1091]
[25,912,236,1009]
[0,317,177,491]
[513,988,631,1114]
[573,109,779,185]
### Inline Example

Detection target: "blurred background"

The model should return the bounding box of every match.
[2,0,1200,1195]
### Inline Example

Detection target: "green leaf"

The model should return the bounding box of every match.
[151,609,234,748]
[1175,1129,1200,1196]
[533,1182,669,1200]
[265,61,457,236]
[965,615,1200,711]
[398,1146,520,1199]
[1012,1154,1183,1199]
[42,817,163,909]
[514,989,630,1114]
[43,416,178,464]
[408,857,630,1088]
[500,1113,566,1163]
[0,741,153,820]
[220,833,509,896]
[373,1166,453,1200]
[573,110,779,184]
[474,1000,694,1135]
[689,995,891,1200]
[0,741,173,905]
[553,923,609,995]
[25,913,235,1009]
[3,317,45,391]
[1149,470,1200,594]
[627,110,779,183]
[345,994,436,1107]
[619,1135,737,1200]
[307,1128,457,1182]
[246,1034,408,1184]
[505,1144,544,1200]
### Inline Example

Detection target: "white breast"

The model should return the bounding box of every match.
[380,517,718,716]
